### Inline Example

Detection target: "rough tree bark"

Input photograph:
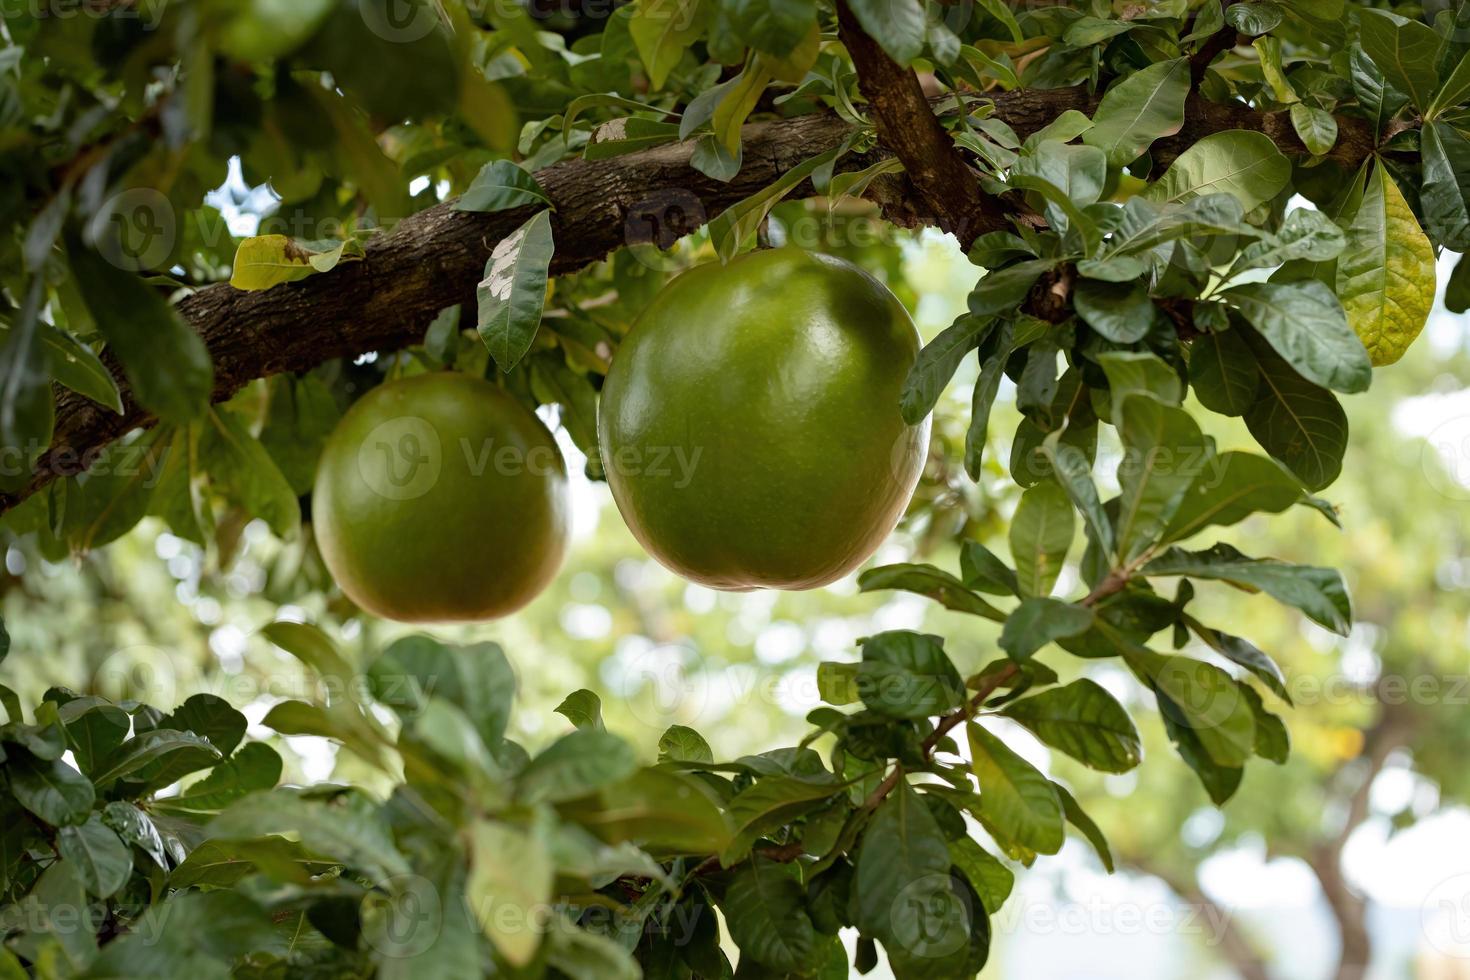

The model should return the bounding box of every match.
[2,68,1384,516]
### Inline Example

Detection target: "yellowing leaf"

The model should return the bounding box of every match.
[1336,162,1434,366]
[713,65,772,155]
[230,236,361,292]
[468,821,553,967]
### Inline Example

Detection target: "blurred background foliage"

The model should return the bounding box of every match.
[4,226,1468,978]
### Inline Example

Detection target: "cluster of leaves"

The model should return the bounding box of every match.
[1,0,1464,976]
[0,525,1321,980]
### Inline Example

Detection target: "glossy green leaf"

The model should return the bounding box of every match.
[968,722,1064,854]
[1244,343,1348,491]
[1145,542,1352,634]
[456,160,553,213]
[1009,481,1075,597]
[1222,280,1371,394]
[1002,680,1141,774]
[1142,130,1291,211]
[477,209,554,371]
[1082,58,1190,167]
[57,813,132,898]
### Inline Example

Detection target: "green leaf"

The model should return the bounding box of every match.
[456,159,554,213]
[708,145,843,260]
[1001,680,1141,774]
[1009,481,1075,598]
[555,689,606,731]
[545,918,642,980]
[1335,162,1434,365]
[901,314,994,424]
[35,323,123,413]
[101,801,169,868]
[722,774,843,865]
[1189,327,1259,417]
[947,837,1014,915]
[712,66,772,155]
[57,698,130,775]
[1144,543,1352,634]
[1226,1,1284,34]
[1053,782,1114,872]
[1113,395,1210,563]
[563,767,731,856]
[856,782,971,971]
[10,753,95,826]
[68,240,213,424]
[1163,451,1303,542]
[1241,684,1290,762]
[846,0,927,66]
[200,407,301,538]
[1082,58,1190,167]
[57,813,132,898]
[967,259,1055,316]
[1289,103,1338,155]
[0,282,54,490]
[967,722,1064,854]
[156,743,283,814]
[817,662,860,705]
[263,620,355,689]
[1420,121,1470,250]
[1192,624,1293,704]
[1243,342,1348,491]
[477,209,554,371]
[629,0,710,89]
[1431,46,1470,117]
[368,635,516,746]
[1042,436,1114,558]
[468,820,553,967]
[1074,279,1155,344]
[960,541,1020,596]
[722,856,818,971]
[1122,642,1257,767]
[1222,280,1370,394]
[1097,350,1183,418]
[1142,130,1291,211]
[210,788,411,883]
[856,631,966,719]
[166,693,246,755]
[998,598,1094,661]
[657,725,713,764]
[517,729,638,803]
[1357,8,1441,111]
[858,563,1006,621]
[92,728,221,787]
[1233,208,1346,275]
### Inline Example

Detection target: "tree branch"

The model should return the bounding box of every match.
[835,1,1014,246]
[2,88,1385,516]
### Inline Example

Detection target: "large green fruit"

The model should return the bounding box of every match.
[313,372,569,622]
[599,248,930,591]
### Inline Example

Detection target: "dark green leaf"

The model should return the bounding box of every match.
[477,209,554,371]
[1144,542,1352,634]
[999,598,1094,661]
[1001,679,1142,774]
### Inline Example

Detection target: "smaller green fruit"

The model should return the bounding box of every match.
[313,372,569,622]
